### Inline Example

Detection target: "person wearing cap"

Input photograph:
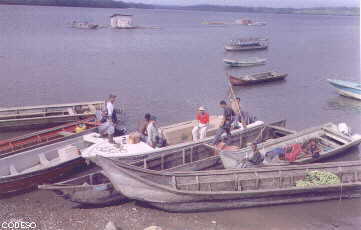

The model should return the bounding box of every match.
[146,115,160,148]
[192,106,209,141]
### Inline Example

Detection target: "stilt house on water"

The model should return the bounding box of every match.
[110,14,135,29]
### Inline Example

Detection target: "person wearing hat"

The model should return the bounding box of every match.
[192,106,210,141]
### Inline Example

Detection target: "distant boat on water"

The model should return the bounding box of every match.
[71,21,99,29]
[225,37,268,51]
[229,72,287,86]
[223,57,266,67]
[328,79,361,100]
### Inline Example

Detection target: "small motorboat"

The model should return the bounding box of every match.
[223,58,266,67]
[328,79,361,100]
[229,72,287,86]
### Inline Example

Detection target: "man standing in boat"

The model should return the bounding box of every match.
[213,100,235,145]
[192,106,209,141]
[106,94,117,124]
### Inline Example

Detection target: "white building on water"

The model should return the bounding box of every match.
[110,14,134,29]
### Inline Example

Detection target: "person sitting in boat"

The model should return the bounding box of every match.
[97,110,115,143]
[303,139,321,159]
[192,106,209,141]
[213,100,235,145]
[138,113,151,142]
[230,97,243,129]
[241,142,264,168]
[146,116,166,148]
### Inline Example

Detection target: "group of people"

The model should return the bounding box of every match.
[97,94,256,151]
[192,98,256,146]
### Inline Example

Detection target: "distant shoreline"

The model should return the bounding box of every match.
[0,1,359,16]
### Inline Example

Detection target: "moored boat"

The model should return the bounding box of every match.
[221,123,361,169]
[328,79,361,100]
[38,143,221,205]
[92,156,361,212]
[0,137,92,195]
[0,118,99,159]
[81,120,291,162]
[0,101,105,131]
[229,72,287,86]
[223,58,266,67]
[225,38,268,51]
[71,21,99,29]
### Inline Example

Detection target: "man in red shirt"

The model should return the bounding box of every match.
[192,106,210,141]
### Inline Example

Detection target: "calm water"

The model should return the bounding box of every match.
[0,5,360,229]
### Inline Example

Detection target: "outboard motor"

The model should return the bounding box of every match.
[338,123,352,136]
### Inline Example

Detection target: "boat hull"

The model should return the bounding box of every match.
[328,79,361,100]
[93,157,361,212]
[0,157,85,196]
[224,45,267,51]
[0,101,104,131]
[0,121,98,158]
[229,73,287,86]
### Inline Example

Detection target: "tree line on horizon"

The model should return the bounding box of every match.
[0,0,359,16]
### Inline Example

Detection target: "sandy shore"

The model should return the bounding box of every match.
[1,189,360,230]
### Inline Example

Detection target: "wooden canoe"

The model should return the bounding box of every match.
[0,101,104,131]
[221,123,361,169]
[38,143,222,205]
[229,72,287,86]
[0,118,99,159]
[224,39,268,51]
[81,120,293,162]
[223,58,267,67]
[51,122,294,205]
[92,157,361,212]
[0,137,92,195]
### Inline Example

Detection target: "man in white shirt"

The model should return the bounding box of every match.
[146,116,159,148]
[106,94,117,123]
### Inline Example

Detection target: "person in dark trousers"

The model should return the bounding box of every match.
[138,113,151,141]
[213,100,235,145]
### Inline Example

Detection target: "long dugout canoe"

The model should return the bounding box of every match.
[0,101,104,131]
[93,156,361,212]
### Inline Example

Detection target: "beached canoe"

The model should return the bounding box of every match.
[0,137,92,195]
[328,79,361,100]
[38,143,221,205]
[40,121,292,204]
[229,72,287,86]
[221,123,361,169]
[0,118,99,159]
[223,58,266,67]
[0,101,105,131]
[81,120,292,162]
[92,156,361,212]
[225,38,268,51]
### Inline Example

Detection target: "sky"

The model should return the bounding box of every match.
[126,0,360,8]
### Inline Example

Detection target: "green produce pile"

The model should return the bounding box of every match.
[296,170,340,187]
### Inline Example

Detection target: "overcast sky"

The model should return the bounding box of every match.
[126,0,360,8]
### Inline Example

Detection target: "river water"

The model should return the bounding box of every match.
[0,5,360,230]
